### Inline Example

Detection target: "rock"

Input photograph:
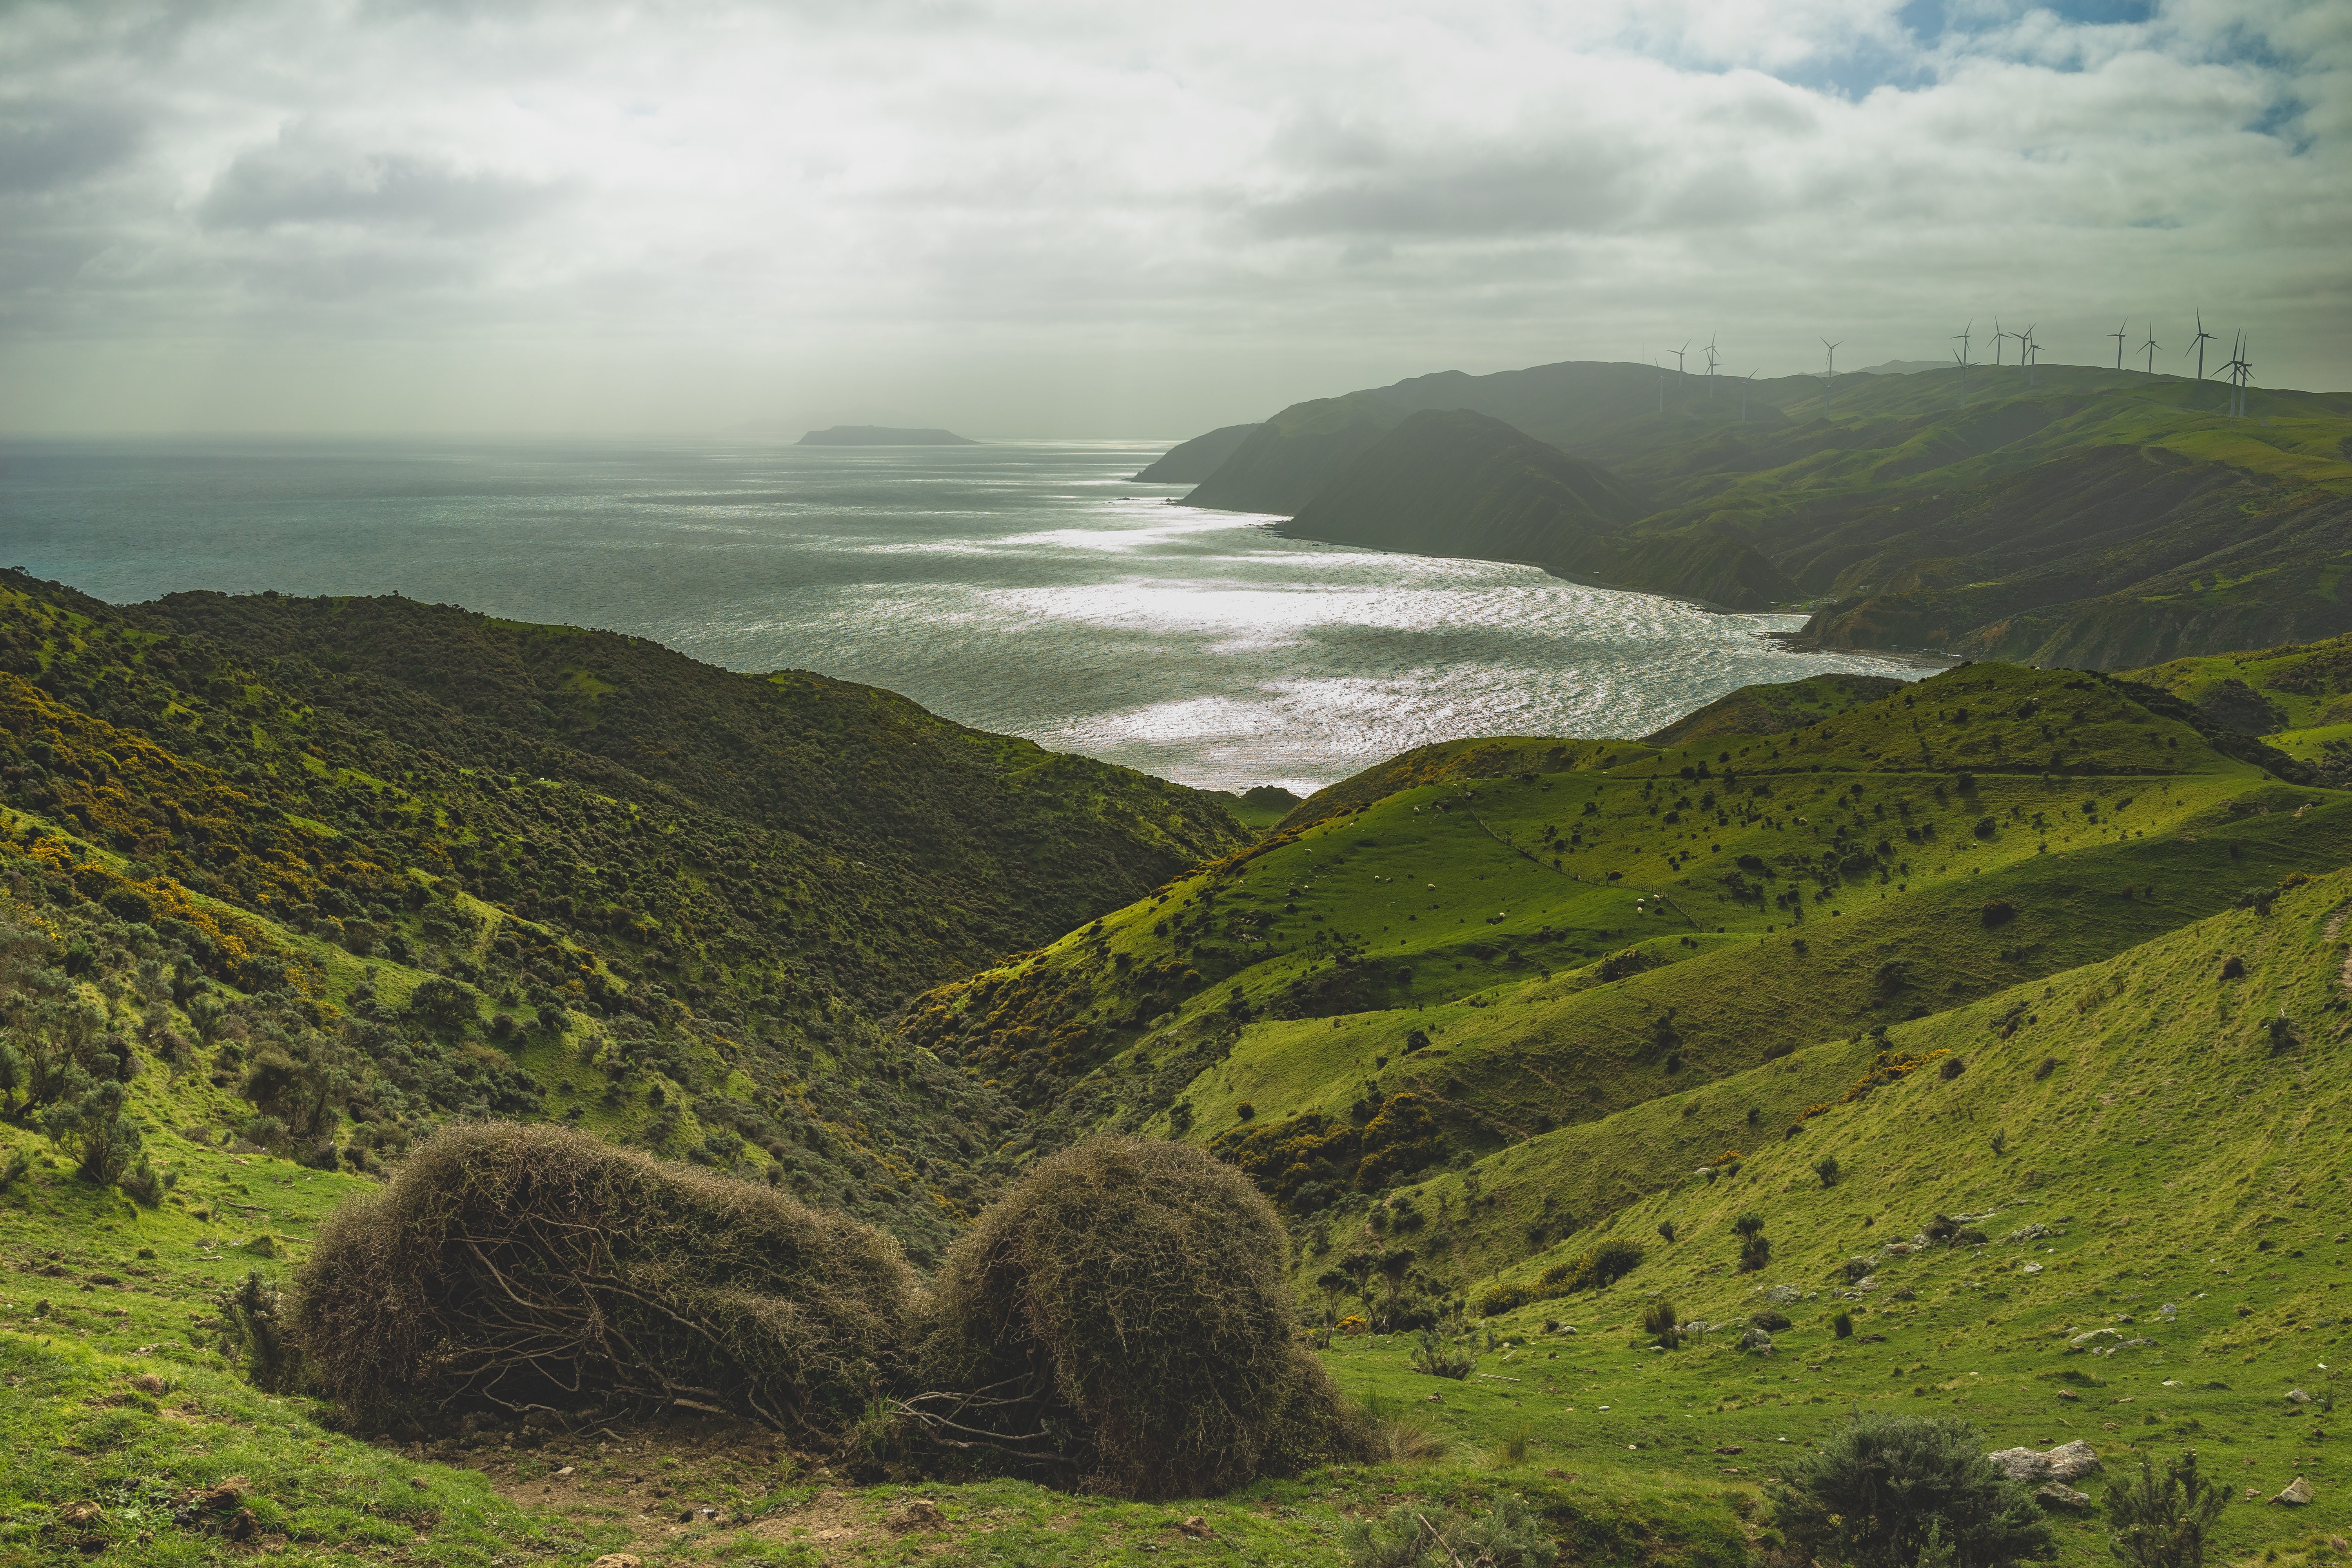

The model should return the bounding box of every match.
[2020,1263,2043,1274]
[1988,1440,2099,1485]
[2276,1476,2314,1506]
[1988,1448,2052,1483]
[58,1502,104,1526]
[1762,1286,1805,1305]
[1740,1327,1775,1354]
[2047,1441,2102,1481]
[2005,1222,2053,1242]
[1177,1516,1215,1539]
[590,1557,642,1568]
[1884,1241,1915,1256]
[2070,1328,2121,1348]
[555,1466,575,1478]
[2056,1389,2080,1401]
[2035,1483,2093,1510]
[2288,1389,2314,1403]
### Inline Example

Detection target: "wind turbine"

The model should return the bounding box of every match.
[2186,310,2217,381]
[1669,340,1690,402]
[1704,336,1722,399]
[1990,318,2007,368]
[2110,319,2129,370]
[2227,332,2253,417]
[1740,368,1758,423]
[1821,338,1842,415]
[2141,325,2161,377]
[2019,324,2038,388]
[1951,321,1973,410]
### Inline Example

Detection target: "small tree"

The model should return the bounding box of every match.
[1734,1213,1771,1273]
[1771,1412,2056,1568]
[1814,1154,1841,1188]
[1833,1310,1854,1339]
[2107,1450,2229,1568]
[39,1066,145,1187]
[1657,1219,1676,1243]
[1642,1298,1680,1350]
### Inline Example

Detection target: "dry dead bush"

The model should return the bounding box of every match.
[911,1135,1357,1498]
[293,1121,914,1438]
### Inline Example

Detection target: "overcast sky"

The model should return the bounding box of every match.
[2,0,2344,436]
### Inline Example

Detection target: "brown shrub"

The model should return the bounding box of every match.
[911,1135,1356,1498]
[292,1122,915,1438]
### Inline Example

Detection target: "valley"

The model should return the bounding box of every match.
[4,567,2351,1567]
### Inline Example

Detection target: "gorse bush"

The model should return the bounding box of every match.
[1538,1238,1644,1295]
[1770,1413,2056,1568]
[212,1270,304,1394]
[1343,1496,1558,1568]
[1408,1328,1475,1380]
[1641,1298,1680,1350]
[1814,1154,1840,1187]
[2106,1450,2229,1568]
[294,1122,915,1438]
[913,1135,1354,1499]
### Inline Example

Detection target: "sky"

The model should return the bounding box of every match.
[1,0,2345,436]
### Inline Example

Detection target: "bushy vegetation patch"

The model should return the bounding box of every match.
[913,1135,1355,1498]
[1769,1413,2055,1568]
[294,1121,916,1437]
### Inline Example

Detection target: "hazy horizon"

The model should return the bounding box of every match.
[4,1,2346,437]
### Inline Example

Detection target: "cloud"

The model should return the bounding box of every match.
[0,0,2343,432]
[198,132,570,234]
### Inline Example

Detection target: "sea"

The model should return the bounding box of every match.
[0,436,1921,794]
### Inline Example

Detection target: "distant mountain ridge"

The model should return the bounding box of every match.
[1166,356,2352,662]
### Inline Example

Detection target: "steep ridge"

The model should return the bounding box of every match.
[1181,392,1408,514]
[1171,356,2352,658]
[1134,422,1261,482]
[1280,410,1796,609]
[1284,409,1647,564]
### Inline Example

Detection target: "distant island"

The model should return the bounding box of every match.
[798,425,977,446]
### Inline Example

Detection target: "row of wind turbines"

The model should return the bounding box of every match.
[1655,313,2259,422]
[1943,310,2256,416]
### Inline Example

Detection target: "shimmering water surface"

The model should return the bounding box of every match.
[2,436,1918,793]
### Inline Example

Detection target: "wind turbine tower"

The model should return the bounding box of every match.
[1951,321,1973,410]
[1740,368,1757,423]
[2227,333,2253,418]
[2020,325,2038,388]
[1669,341,1690,404]
[2110,319,2129,370]
[2187,310,2217,382]
[2141,325,2161,378]
[1704,336,1722,399]
[1821,339,1842,416]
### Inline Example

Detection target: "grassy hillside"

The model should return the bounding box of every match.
[1641,672,1907,746]
[1318,867,2352,1561]
[0,571,1250,1262]
[1172,356,2352,665]
[16,567,2352,1566]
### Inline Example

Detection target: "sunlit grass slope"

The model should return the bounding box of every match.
[1312,866,2352,1563]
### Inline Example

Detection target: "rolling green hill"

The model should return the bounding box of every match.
[14,562,2352,1564]
[1173,356,2352,665]
[0,571,1250,1263]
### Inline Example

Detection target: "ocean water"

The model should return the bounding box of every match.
[0,436,1918,793]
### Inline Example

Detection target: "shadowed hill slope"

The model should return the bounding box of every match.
[1134,422,1261,482]
[1172,356,2352,661]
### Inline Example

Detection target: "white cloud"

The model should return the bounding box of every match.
[0,0,2342,432]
